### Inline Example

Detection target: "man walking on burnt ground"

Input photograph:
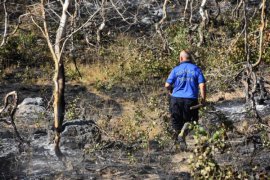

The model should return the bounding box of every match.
[165,50,206,150]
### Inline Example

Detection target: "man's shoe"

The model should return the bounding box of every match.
[178,136,187,151]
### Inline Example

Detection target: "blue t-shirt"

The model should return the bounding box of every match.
[166,61,206,99]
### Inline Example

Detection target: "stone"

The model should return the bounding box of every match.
[15,97,46,120]
[49,120,101,149]
[19,97,44,106]
[15,104,45,120]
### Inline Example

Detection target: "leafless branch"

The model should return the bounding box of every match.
[252,0,266,68]
[159,0,169,25]
[110,0,137,25]
[69,0,82,79]
[0,91,29,144]
[54,0,70,61]
[197,0,208,47]
[0,91,16,114]
[97,0,106,44]
[243,0,250,63]
[189,0,194,24]
[60,8,101,56]
[1,2,31,47]
[0,0,8,46]
[155,0,170,52]
[184,0,189,19]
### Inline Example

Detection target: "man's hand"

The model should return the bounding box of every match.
[165,82,172,96]
[200,98,206,106]
[199,83,206,105]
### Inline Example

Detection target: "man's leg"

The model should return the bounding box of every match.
[178,99,199,149]
[170,97,184,141]
[190,99,199,122]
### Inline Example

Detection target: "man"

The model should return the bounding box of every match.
[165,50,206,149]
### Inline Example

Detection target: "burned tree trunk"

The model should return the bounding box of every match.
[52,0,69,153]
[53,63,66,152]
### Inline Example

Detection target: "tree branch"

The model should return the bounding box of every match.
[0,0,8,46]
[59,8,101,56]
[252,0,266,68]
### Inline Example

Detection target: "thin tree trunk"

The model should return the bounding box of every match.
[53,63,65,152]
[197,0,208,47]
[53,0,70,152]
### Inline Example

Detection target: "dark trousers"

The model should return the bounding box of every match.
[170,97,199,134]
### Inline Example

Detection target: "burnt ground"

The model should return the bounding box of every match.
[0,81,193,179]
[1,80,270,179]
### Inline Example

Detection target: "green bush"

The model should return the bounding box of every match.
[0,31,50,70]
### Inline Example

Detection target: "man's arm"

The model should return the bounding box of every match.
[165,82,172,95]
[199,83,206,104]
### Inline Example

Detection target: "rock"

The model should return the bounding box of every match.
[49,120,101,149]
[16,105,45,120]
[19,97,44,106]
[0,152,18,179]
[141,17,153,25]
[0,138,19,179]
[33,129,47,139]
[15,97,46,120]
[0,139,18,158]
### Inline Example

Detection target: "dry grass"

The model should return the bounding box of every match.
[64,35,142,86]
[208,88,245,102]
[2,66,17,75]
[77,63,116,84]
[104,94,166,142]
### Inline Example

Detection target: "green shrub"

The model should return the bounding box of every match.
[0,31,50,70]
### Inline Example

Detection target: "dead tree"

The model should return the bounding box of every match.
[240,0,267,120]
[31,0,100,156]
[0,91,29,144]
[30,0,72,155]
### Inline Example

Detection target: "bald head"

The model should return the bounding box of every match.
[179,50,190,62]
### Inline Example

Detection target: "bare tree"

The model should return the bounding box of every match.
[30,0,70,155]
[30,0,100,156]
[240,0,267,120]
